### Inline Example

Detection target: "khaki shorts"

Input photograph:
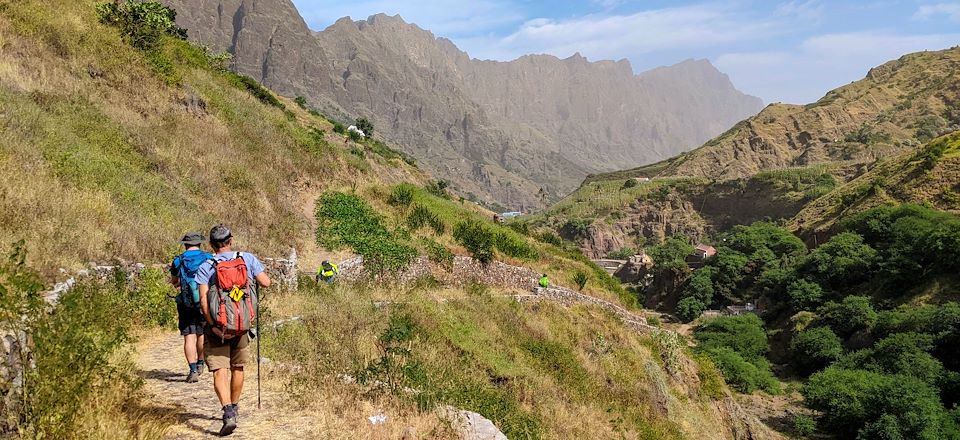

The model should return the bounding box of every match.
[204,329,251,372]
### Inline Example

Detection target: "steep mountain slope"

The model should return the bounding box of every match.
[161,0,762,209]
[792,132,960,239]
[537,48,960,257]
[605,47,960,181]
[0,3,781,439]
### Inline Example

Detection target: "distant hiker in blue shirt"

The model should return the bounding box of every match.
[169,232,213,383]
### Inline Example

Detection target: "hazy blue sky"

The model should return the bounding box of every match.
[290,0,960,104]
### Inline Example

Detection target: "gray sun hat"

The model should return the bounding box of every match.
[179,232,204,246]
[209,224,233,244]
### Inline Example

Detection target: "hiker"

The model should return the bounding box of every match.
[169,232,213,383]
[538,273,549,289]
[316,260,339,284]
[196,225,271,436]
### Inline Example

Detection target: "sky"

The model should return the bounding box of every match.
[290,0,960,104]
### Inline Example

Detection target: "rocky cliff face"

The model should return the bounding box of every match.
[162,0,762,209]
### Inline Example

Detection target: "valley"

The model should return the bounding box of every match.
[1,1,958,439]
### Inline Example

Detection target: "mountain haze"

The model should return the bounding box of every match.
[161,0,762,208]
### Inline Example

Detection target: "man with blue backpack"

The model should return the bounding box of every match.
[169,232,213,383]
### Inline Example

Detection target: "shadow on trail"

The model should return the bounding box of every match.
[141,368,188,383]
[178,411,220,436]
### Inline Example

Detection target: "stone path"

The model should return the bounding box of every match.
[136,332,319,439]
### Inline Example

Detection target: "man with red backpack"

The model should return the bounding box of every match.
[195,225,271,436]
[170,232,213,383]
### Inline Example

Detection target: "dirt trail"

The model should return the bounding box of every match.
[136,332,319,439]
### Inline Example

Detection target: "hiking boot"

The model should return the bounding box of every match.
[219,405,238,436]
[185,371,199,383]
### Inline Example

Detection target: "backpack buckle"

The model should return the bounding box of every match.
[229,286,245,301]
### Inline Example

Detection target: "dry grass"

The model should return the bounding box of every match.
[256,282,735,439]
[0,0,423,275]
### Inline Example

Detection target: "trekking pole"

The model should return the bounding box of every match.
[256,284,262,410]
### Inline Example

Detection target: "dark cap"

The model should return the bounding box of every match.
[179,232,204,246]
[209,224,233,244]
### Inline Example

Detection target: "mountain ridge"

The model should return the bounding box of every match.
[162,0,763,209]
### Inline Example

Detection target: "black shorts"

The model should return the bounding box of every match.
[177,303,206,336]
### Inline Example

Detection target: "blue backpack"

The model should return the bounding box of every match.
[174,250,212,306]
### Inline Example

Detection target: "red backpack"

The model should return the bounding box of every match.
[207,253,258,335]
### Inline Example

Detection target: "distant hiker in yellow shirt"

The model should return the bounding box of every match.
[316,260,339,284]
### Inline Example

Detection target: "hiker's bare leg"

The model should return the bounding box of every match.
[197,333,205,361]
[184,334,198,364]
[213,368,232,406]
[230,367,244,404]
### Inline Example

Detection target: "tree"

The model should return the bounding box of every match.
[676,297,706,322]
[790,326,843,376]
[682,267,717,304]
[648,235,694,283]
[818,296,877,337]
[801,232,877,289]
[701,346,780,393]
[694,314,769,362]
[837,333,944,385]
[787,279,824,311]
[354,117,374,137]
[804,367,947,440]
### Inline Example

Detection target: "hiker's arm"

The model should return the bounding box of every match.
[199,284,213,325]
[255,272,271,288]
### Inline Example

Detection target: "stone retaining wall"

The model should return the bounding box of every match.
[337,255,652,331]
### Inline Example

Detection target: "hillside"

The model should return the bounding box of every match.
[537,47,960,258]
[0,2,778,439]
[792,132,960,238]
[159,0,762,209]
[594,47,960,181]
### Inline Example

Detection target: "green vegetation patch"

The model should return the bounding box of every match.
[315,191,417,273]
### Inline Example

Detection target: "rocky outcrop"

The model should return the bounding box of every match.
[438,406,508,440]
[162,0,762,208]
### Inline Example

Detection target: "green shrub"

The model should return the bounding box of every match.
[693,354,725,400]
[560,218,592,240]
[695,314,770,361]
[225,72,285,109]
[621,179,638,190]
[315,192,416,273]
[96,1,186,50]
[606,247,636,259]
[676,297,706,322]
[803,367,948,439]
[407,204,446,236]
[294,96,307,109]
[786,279,824,311]
[800,232,877,290]
[420,239,454,269]
[0,244,168,438]
[453,219,495,264]
[790,326,843,376]
[793,414,816,437]
[354,117,374,137]
[493,231,539,261]
[536,231,563,246]
[332,122,346,134]
[388,183,415,207]
[425,180,450,199]
[572,271,589,291]
[701,346,780,393]
[818,296,877,337]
